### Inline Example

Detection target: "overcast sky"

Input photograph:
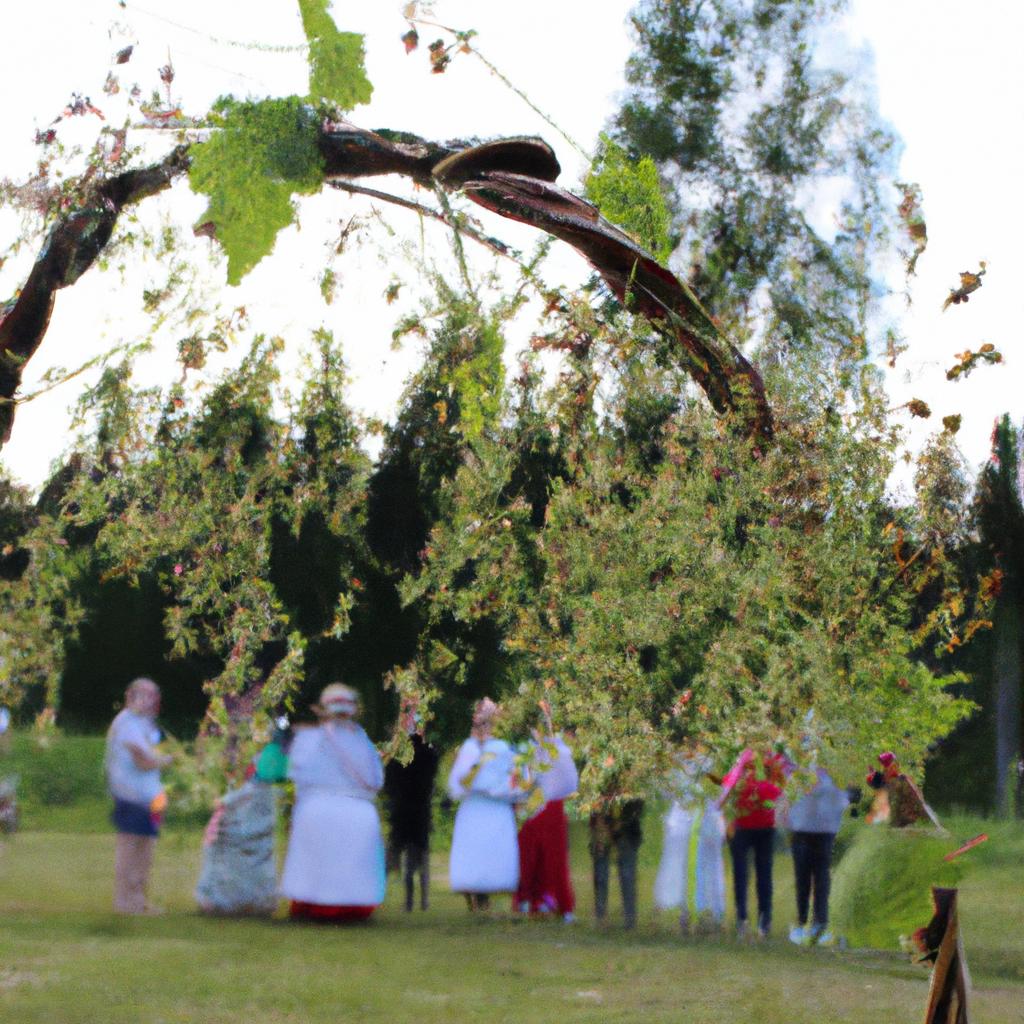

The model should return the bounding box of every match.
[0,0,1020,492]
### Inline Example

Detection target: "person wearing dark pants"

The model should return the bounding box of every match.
[791,832,833,933]
[384,733,439,912]
[787,767,848,945]
[729,826,775,936]
[589,799,644,929]
[726,755,782,938]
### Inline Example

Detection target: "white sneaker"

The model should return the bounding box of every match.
[518,901,531,914]
[812,926,835,946]
[789,925,808,945]
[563,912,575,924]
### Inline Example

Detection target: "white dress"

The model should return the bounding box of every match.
[280,722,386,907]
[447,736,522,893]
[653,759,726,920]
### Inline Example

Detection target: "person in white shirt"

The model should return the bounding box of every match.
[280,683,385,921]
[105,677,171,914]
[515,728,578,920]
[447,698,525,909]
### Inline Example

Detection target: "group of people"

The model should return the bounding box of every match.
[653,747,850,944]
[104,678,851,942]
[105,680,582,922]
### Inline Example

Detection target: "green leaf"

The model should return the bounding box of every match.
[584,135,673,263]
[188,97,325,284]
[297,0,374,109]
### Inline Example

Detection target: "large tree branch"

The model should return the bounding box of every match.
[0,122,771,447]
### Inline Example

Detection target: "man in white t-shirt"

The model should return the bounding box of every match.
[105,678,171,913]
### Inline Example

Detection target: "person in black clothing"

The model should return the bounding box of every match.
[383,733,440,911]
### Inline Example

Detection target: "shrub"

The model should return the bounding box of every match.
[831,823,964,950]
[8,733,107,807]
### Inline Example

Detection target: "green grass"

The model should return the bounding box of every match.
[2,734,1020,1021]
[1,819,1022,1023]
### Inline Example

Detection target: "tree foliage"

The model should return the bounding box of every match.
[185,0,401,285]
[0,0,998,814]
[584,135,673,263]
[402,316,974,806]
[612,0,898,358]
[974,416,1024,814]
[297,0,374,109]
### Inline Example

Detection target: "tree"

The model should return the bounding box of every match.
[0,328,377,772]
[0,7,771,451]
[611,0,899,370]
[0,2,989,815]
[975,415,1024,815]
[405,307,974,807]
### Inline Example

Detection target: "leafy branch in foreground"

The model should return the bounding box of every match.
[297,0,374,109]
[2,123,772,449]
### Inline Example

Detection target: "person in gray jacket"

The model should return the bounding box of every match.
[787,767,848,945]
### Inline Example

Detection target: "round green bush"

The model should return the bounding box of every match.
[831,823,964,950]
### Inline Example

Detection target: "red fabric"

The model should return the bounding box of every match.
[733,778,782,830]
[289,901,375,922]
[514,799,575,915]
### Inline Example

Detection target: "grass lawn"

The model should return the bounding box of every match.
[2,734,1021,1021]
[2,815,1022,1024]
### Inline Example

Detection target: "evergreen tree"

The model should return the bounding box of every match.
[366,288,519,751]
[975,415,1024,816]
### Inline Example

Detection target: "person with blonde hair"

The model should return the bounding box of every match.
[280,684,385,921]
[448,698,525,910]
[105,677,171,914]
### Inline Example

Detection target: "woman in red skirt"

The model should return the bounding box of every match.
[515,731,579,921]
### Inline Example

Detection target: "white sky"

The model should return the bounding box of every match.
[0,0,1021,492]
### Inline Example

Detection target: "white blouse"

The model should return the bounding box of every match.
[287,721,383,800]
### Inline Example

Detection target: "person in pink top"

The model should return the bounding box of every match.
[724,753,783,938]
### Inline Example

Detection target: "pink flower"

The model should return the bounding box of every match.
[878,751,896,767]
[173,563,184,576]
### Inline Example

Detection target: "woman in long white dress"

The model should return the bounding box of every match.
[653,750,726,931]
[447,698,524,909]
[280,684,385,921]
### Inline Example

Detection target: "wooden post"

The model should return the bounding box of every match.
[921,887,970,1024]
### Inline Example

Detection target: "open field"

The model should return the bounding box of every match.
[2,818,1022,1024]
[2,734,1022,1022]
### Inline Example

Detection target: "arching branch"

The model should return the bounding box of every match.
[0,122,771,447]
[0,144,191,441]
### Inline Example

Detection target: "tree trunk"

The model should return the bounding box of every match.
[993,595,1023,817]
